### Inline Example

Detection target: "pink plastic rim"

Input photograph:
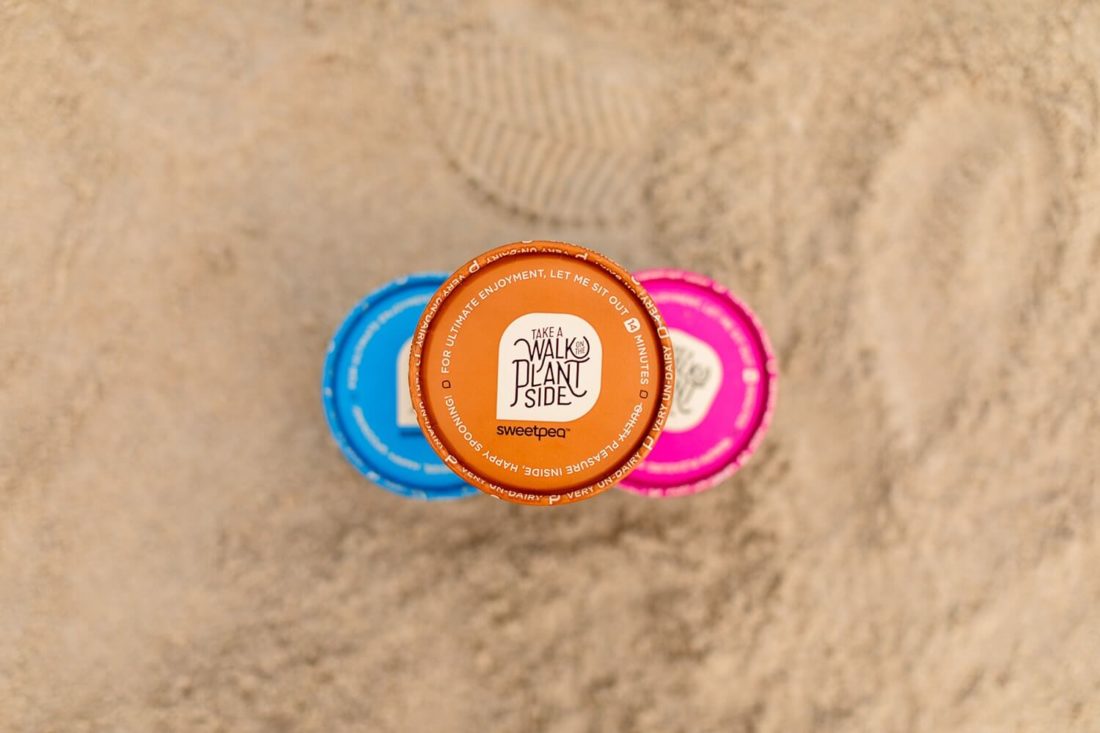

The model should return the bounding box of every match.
[618,269,777,497]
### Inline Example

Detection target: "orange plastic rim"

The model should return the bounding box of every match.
[410,241,675,505]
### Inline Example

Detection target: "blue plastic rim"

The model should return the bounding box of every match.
[322,273,477,500]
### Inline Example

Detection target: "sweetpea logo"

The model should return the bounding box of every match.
[667,329,722,432]
[496,313,602,422]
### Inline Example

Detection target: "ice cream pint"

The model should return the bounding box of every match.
[323,273,478,500]
[411,241,675,506]
[618,269,777,497]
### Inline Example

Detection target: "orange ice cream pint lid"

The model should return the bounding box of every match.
[410,241,675,506]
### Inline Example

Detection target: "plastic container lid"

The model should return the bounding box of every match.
[323,273,478,500]
[618,269,777,497]
[410,241,675,506]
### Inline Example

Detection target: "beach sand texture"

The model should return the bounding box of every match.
[2,1,1099,731]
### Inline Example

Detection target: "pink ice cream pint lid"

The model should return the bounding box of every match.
[618,269,777,497]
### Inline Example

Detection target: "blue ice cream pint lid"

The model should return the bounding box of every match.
[322,273,478,500]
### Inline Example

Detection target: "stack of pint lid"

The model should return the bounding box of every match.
[323,241,776,505]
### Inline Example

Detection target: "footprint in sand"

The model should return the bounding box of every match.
[419,31,653,225]
[858,92,1061,454]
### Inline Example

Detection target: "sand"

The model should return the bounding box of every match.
[2,1,1099,731]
